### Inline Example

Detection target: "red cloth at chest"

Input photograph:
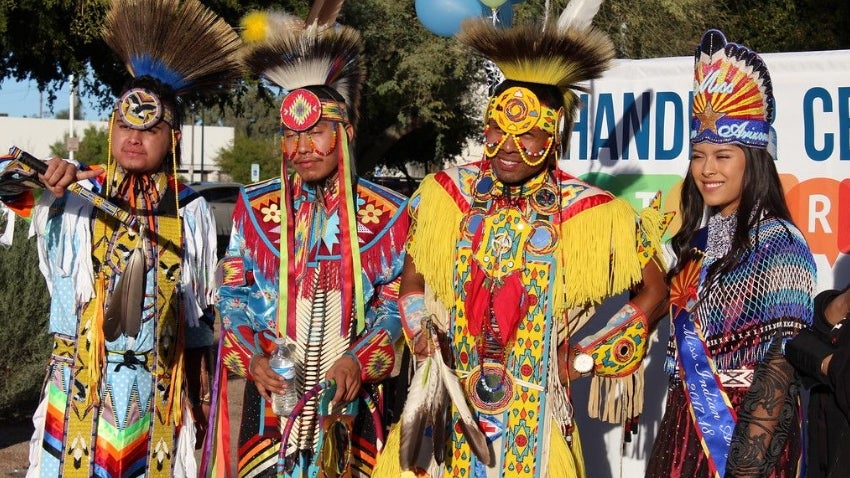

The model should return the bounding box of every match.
[464,237,530,347]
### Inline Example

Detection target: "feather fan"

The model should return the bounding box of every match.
[399,355,447,471]
[104,243,146,341]
[399,332,494,470]
[436,349,493,466]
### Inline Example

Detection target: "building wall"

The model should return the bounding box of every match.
[0,116,234,183]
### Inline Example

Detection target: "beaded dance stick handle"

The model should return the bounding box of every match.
[277,379,384,475]
[8,146,138,230]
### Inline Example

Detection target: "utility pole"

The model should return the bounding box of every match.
[200,108,205,182]
[68,74,76,161]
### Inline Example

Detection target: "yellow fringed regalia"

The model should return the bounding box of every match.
[383,160,664,478]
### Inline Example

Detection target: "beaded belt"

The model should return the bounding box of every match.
[718,369,753,388]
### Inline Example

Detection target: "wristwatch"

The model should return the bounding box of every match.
[573,351,594,376]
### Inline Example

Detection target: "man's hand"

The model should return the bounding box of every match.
[557,341,588,384]
[39,158,103,198]
[411,331,436,362]
[249,353,286,402]
[325,354,361,405]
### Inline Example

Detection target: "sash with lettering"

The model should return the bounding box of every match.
[669,230,737,477]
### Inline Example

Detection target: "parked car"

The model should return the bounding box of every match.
[368,175,420,197]
[190,182,242,258]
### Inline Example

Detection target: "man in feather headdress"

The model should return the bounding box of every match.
[376,1,670,477]
[204,3,410,478]
[0,0,241,476]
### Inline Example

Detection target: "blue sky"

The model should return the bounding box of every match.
[0,78,105,120]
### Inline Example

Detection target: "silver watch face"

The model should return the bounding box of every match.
[574,352,594,374]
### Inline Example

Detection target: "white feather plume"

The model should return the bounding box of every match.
[557,0,603,31]
[399,355,447,470]
[399,326,494,469]
[435,349,493,466]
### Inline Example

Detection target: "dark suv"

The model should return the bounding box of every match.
[190,182,242,258]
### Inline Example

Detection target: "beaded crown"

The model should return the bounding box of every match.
[691,29,777,158]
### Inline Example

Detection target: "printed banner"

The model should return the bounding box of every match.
[559,50,850,291]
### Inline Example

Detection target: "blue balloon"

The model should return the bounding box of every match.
[415,0,483,37]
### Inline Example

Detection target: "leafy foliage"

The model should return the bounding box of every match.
[596,0,730,58]
[0,0,114,109]
[200,81,283,183]
[49,124,109,165]
[0,215,51,418]
[2,0,849,179]
[346,0,482,174]
[722,0,850,53]
[215,133,281,184]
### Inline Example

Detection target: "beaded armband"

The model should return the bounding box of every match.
[400,292,428,346]
[577,301,648,377]
[349,328,396,383]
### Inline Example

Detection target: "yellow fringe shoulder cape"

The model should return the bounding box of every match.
[407,164,665,316]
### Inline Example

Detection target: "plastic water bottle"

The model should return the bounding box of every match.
[269,337,298,416]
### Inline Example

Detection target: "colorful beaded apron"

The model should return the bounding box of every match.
[52,177,183,477]
[449,170,559,477]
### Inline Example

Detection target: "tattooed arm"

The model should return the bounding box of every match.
[725,339,798,477]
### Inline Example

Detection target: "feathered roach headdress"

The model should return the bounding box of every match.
[239,3,364,129]
[237,1,370,340]
[691,29,777,158]
[102,0,242,158]
[457,0,615,156]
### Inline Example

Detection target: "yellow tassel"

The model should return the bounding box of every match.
[166,311,186,426]
[240,11,269,43]
[372,423,402,478]
[554,198,643,313]
[87,273,107,407]
[407,175,463,307]
[548,424,584,478]
[548,427,584,478]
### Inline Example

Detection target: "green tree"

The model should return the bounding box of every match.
[512,0,728,58]
[203,82,283,182]
[49,124,109,164]
[215,133,281,184]
[3,0,849,177]
[347,0,481,174]
[597,0,730,58]
[0,215,51,418]
[722,0,850,53]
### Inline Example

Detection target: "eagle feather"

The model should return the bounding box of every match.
[399,330,494,470]
[104,242,146,341]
